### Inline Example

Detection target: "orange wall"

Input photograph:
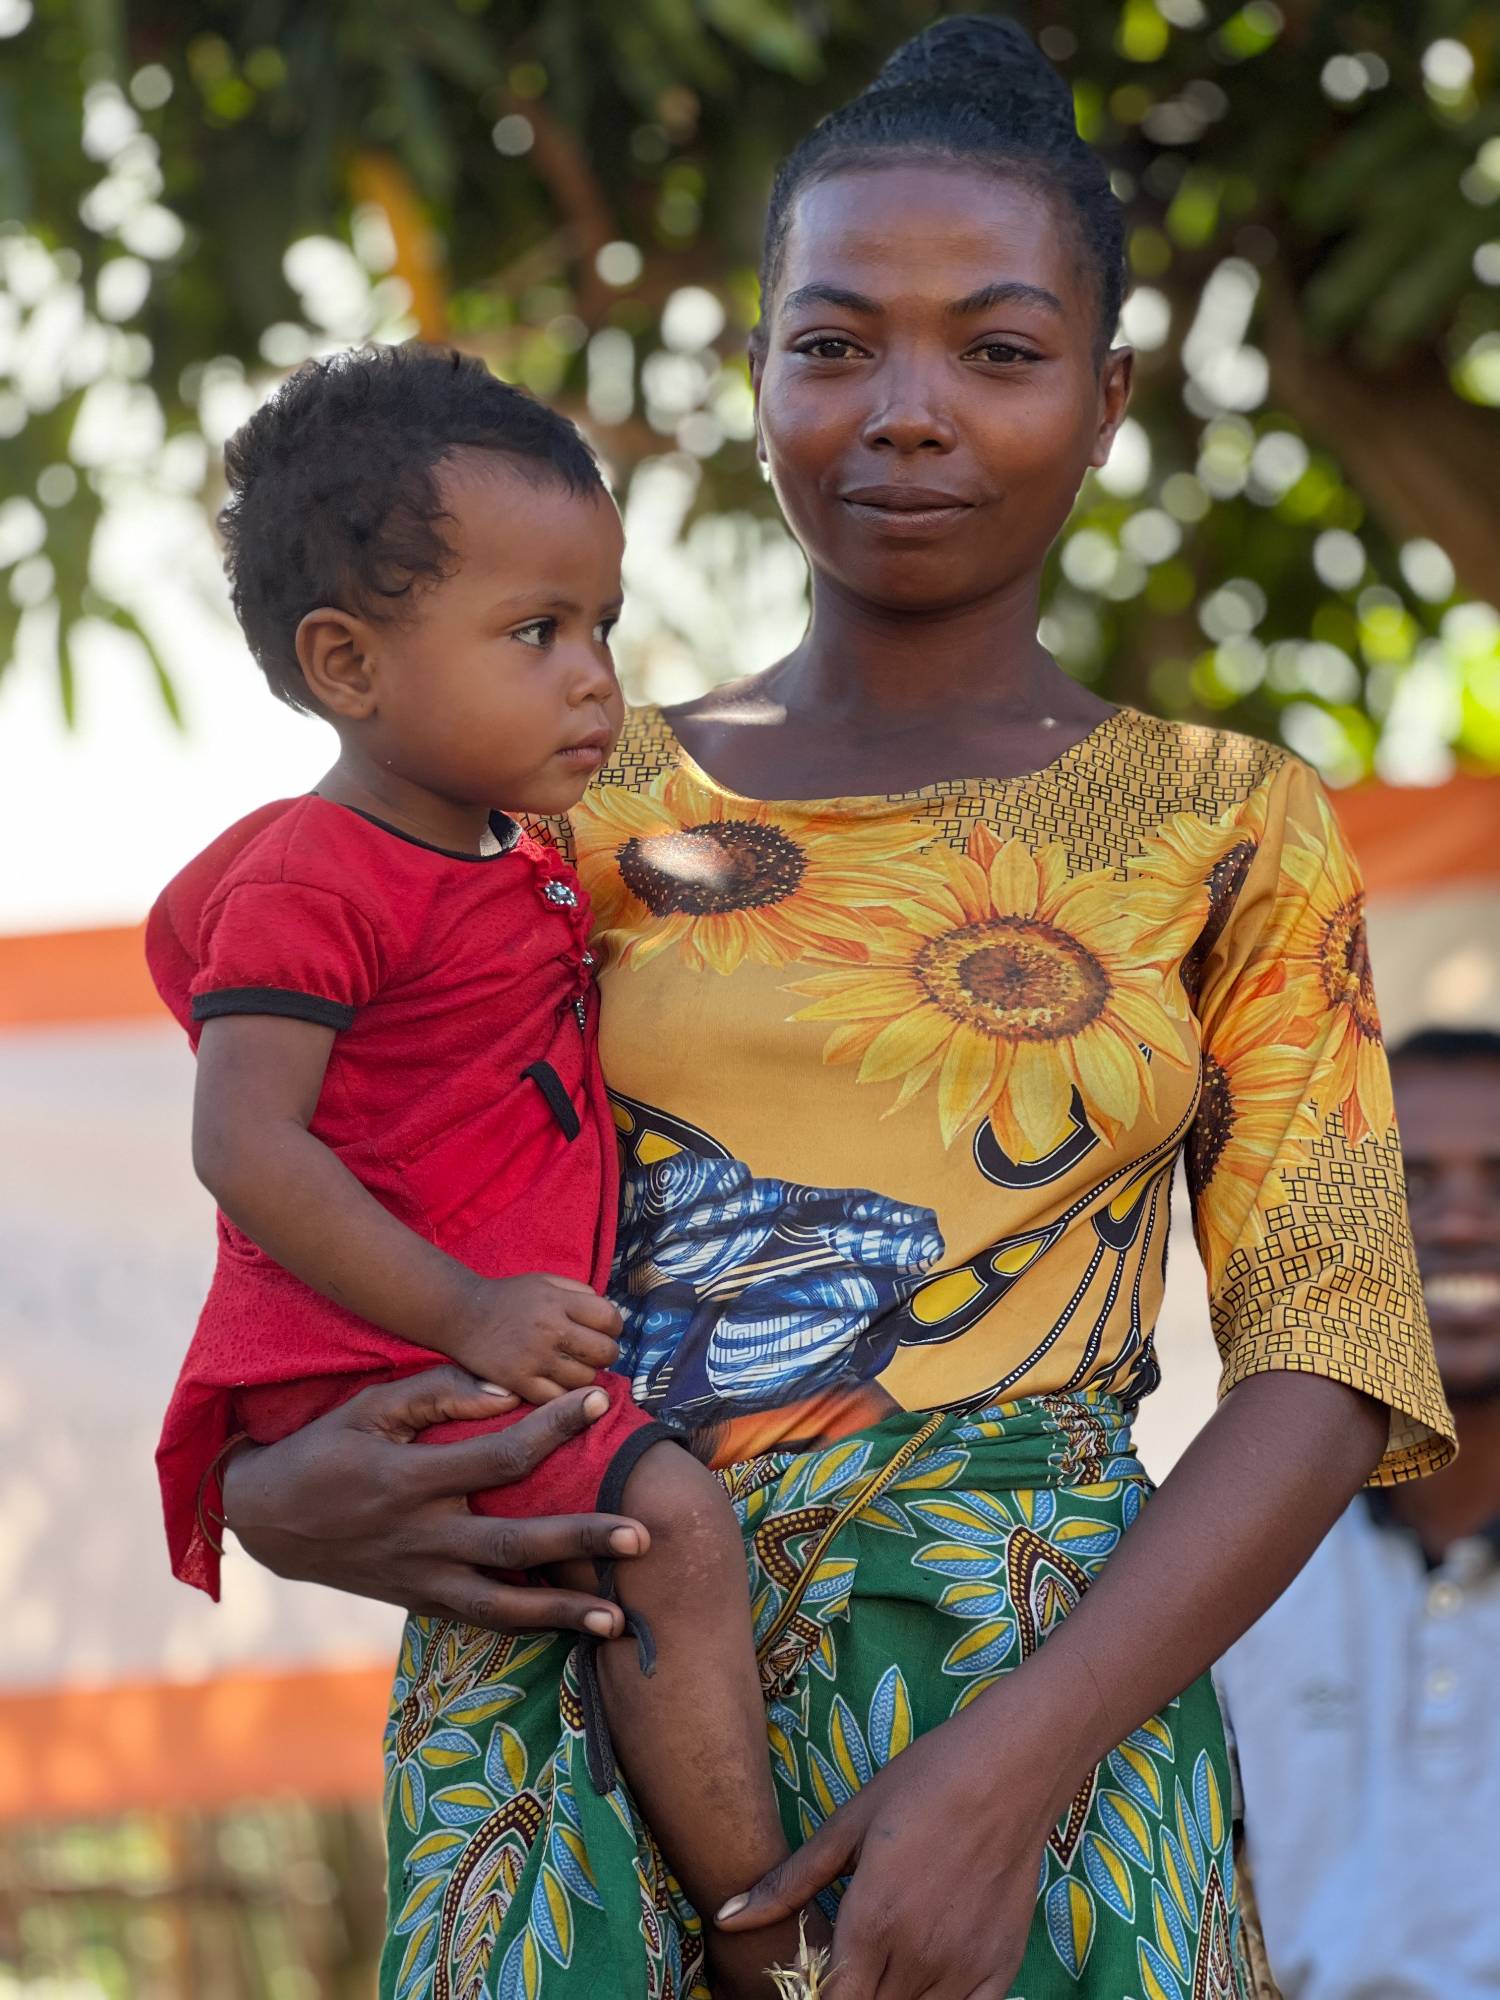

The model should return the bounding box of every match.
[2,776,1496,1035]
[0,1667,392,1824]
[1333,771,1500,895]
[0,923,160,1028]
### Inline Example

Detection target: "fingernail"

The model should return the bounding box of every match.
[584,1610,616,1637]
[716,1894,749,1921]
[609,1527,641,1555]
[479,1381,513,1397]
[582,1389,609,1418]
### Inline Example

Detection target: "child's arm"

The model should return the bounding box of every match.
[192,1014,621,1402]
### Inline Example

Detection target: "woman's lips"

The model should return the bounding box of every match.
[841,485,976,537]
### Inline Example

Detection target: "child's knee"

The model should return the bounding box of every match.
[620,1438,739,1582]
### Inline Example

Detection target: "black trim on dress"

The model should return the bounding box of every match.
[191,986,356,1031]
[319,798,522,862]
[522,1060,582,1141]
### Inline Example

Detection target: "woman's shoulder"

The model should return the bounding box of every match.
[598,703,678,791]
[1103,706,1298,821]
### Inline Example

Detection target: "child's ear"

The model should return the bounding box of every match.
[296,607,378,718]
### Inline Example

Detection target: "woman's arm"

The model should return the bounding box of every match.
[221,1369,650,1636]
[719,1371,1386,2000]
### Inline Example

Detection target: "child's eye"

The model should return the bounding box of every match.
[594,616,618,646]
[512,618,557,649]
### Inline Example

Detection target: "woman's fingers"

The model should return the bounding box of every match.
[404,1385,610,1497]
[905,1977,1012,2000]
[821,1911,891,1999]
[420,1565,628,1638]
[717,1804,863,1931]
[444,1508,649,1576]
[342,1364,533,1443]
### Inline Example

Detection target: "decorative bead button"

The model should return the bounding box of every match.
[574,997,588,1028]
[543,880,578,908]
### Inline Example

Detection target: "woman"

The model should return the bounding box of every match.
[222,19,1452,1998]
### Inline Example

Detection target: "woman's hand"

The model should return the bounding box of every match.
[220,1367,649,1636]
[718,1690,1064,2000]
[721,1372,1387,1999]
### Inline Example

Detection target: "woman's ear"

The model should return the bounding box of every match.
[1089,347,1135,470]
[748,331,767,465]
[295,607,378,719]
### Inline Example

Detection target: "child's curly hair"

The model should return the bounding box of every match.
[219,342,605,714]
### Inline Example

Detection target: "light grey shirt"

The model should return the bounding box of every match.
[1215,1497,1500,2000]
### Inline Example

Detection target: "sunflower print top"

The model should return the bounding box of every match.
[559,703,1453,1482]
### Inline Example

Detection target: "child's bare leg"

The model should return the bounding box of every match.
[555,1440,828,1996]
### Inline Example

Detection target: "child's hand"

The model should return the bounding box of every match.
[452,1273,624,1406]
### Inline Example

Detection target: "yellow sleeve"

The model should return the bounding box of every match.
[1187,755,1454,1482]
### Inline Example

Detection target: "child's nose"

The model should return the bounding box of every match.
[569,644,620,706]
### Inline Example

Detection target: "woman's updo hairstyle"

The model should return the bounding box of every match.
[757,15,1127,364]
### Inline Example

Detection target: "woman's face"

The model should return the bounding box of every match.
[752,163,1132,615]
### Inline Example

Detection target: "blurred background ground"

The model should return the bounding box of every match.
[2,0,1499,1992]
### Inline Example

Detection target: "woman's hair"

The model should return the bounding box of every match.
[220,342,604,714]
[758,15,1126,362]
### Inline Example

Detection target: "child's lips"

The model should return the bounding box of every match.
[557,732,612,769]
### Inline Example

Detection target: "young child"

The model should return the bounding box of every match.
[147,343,819,1995]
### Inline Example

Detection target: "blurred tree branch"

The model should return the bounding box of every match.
[1263,293,1500,603]
[347,152,449,339]
[2,0,1497,778]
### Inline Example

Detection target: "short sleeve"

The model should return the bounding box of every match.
[1186,756,1454,1483]
[189,879,384,1031]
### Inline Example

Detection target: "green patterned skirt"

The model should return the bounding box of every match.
[380,1392,1249,2000]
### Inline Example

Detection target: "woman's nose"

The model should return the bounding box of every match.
[860,369,957,454]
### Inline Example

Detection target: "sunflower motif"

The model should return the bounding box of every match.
[1125,787,1271,995]
[1187,987,1321,1289]
[1256,791,1392,1145]
[572,767,932,975]
[789,824,1198,1154]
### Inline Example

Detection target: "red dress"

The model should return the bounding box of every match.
[148,794,656,1598]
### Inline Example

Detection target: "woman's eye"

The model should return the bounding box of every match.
[797,337,862,360]
[512,618,556,649]
[968,342,1039,366]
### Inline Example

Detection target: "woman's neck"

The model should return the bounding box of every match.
[790,570,1064,717]
[671,569,1113,800]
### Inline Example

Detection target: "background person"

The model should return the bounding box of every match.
[1216,1025,1500,2000]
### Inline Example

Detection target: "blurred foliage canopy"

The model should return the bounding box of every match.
[2,0,1499,780]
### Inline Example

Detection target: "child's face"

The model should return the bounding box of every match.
[360,455,626,816]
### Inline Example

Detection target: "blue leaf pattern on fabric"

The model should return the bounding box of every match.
[611,1149,943,1421]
